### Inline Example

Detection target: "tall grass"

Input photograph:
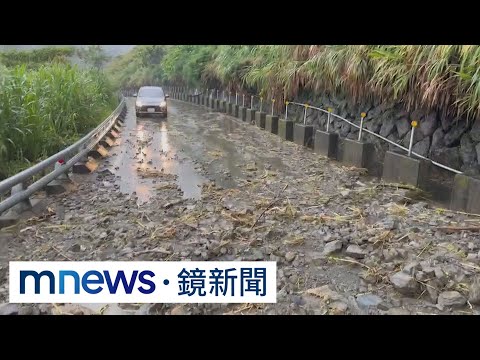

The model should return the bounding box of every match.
[0,63,115,179]
[116,45,480,121]
[0,47,74,68]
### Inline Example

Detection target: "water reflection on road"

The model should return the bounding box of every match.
[105,99,206,204]
[103,97,288,205]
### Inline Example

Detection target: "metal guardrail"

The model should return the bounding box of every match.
[167,85,463,175]
[0,97,127,215]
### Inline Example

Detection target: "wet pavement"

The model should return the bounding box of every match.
[102,98,291,202]
[2,97,480,315]
[104,99,206,203]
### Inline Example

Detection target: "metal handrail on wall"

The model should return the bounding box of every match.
[0,97,126,215]
[167,85,462,175]
[286,102,462,175]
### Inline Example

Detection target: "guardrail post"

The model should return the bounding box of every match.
[238,94,247,121]
[8,183,32,214]
[266,99,279,134]
[56,160,69,180]
[279,101,294,141]
[246,95,256,123]
[408,120,418,157]
[46,160,72,195]
[358,112,366,141]
[294,104,314,148]
[255,97,266,129]
[326,108,332,132]
[314,107,339,159]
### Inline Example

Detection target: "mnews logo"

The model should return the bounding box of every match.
[9,261,277,303]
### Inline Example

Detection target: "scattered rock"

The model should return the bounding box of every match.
[246,249,263,261]
[265,229,285,241]
[285,252,296,262]
[403,261,420,275]
[305,285,344,302]
[434,267,446,282]
[329,301,348,315]
[437,291,466,308]
[308,252,327,266]
[356,294,383,310]
[70,243,81,252]
[466,253,477,262]
[345,245,366,259]
[415,271,426,281]
[339,189,352,198]
[389,272,419,296]
[323,240,343,255]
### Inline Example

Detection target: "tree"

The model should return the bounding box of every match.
[77,45,110,69]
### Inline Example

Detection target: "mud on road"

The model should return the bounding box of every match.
[2,98,480,315]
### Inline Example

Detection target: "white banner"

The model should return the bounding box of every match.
[9,261,277,303]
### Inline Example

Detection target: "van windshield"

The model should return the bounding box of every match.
[138,88,163,97]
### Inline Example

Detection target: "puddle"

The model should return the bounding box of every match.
[106,99,206,204]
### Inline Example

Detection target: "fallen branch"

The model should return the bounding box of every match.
[328,256,371,270]
[417,241,432,258]
[460,262,480,272]
[250,184,288,229]
[446,210,480,218]
[163,199,185,209]
[375,183,418,191]
[437,226,480,233]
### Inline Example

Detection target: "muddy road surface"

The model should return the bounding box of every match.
[1,98,480,315]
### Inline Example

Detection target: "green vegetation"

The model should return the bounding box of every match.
[77,45,110,69]
[0,47,75,68]
[110,45,480,120]
[0,48,116,180]
[107,45,167,89]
